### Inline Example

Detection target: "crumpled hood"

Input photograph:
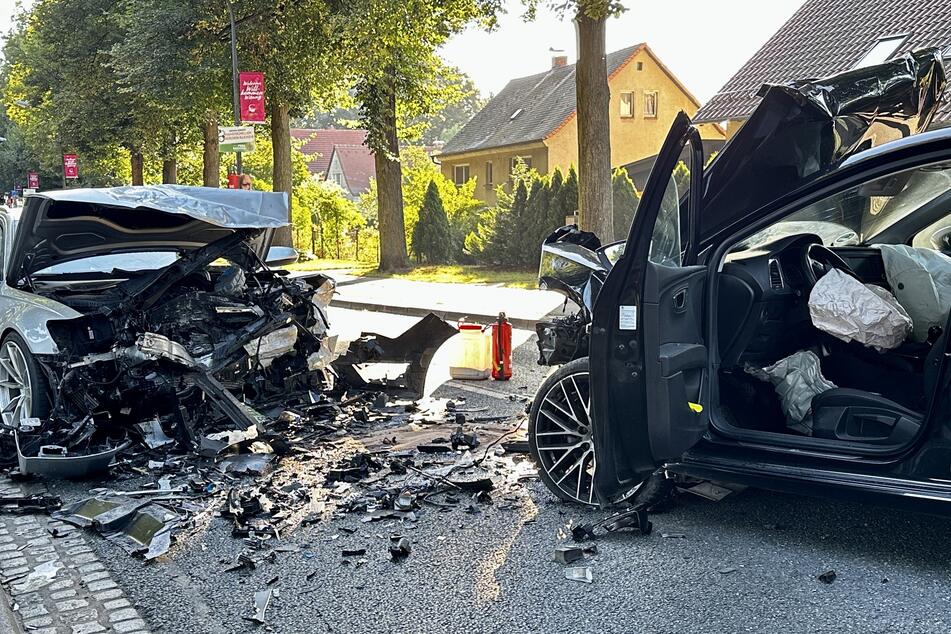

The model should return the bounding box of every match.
[700,48,947,243]
[8,185,289,284]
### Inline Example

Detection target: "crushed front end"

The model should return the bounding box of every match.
[13,228,337,471]
[535,226,607,366]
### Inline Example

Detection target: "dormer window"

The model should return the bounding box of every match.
[853,35,907,69]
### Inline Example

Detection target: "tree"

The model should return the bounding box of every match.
[612,167,639,239]
[334,0,503,271]
[3,0,161,185]
[412,180,452,263]
[295,69,486,147]
[109,0,231,187]
[525,0,624,241]
[232,0,348,246]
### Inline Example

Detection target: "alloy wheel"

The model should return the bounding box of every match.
[0,339,33,427]
[533,370,599,505]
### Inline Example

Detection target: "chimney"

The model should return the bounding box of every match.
[552,55,568,69]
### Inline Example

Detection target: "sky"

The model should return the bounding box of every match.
[0,0,806,105]
[442,0,805,102]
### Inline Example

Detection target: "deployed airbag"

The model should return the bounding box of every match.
[746,350,836,433]
[877,244,951,342]
[808,269,912,351]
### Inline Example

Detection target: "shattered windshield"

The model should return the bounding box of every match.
[734,162,951,251]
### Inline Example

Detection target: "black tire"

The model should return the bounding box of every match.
[0,331,53,423]
[529,356,672,508]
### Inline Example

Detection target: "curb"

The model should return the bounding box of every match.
[330,299,542,331]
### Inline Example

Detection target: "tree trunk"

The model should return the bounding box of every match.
[270,100,294,248]
[202,117,220,187]
[161,131,177,184]
[131,150,144,186]
[162,159,177,184]
[373,79,408,272]
[575,10,614,242]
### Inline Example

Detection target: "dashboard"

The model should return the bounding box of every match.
[717,233,887,367]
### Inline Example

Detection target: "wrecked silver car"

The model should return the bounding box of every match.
[0,186,335,473]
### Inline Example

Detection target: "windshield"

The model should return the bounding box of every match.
[35,252,179,276]
[735,162,951,251]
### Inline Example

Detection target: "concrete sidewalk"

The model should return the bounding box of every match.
[301,272,566,330]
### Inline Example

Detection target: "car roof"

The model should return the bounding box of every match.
[841,126,951,169]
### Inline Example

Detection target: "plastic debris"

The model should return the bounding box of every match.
[565,567,593,584]
[244,589,273,625]
[553,546,584,565]
[389,536,411,561]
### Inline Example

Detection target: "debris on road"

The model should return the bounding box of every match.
[554,546,584,565]
[678,481,745,502]
[245,588,273,625]
[818,569,837,584]
[389,536,412,561]
[0,493,61,514]
[564,567,593,584]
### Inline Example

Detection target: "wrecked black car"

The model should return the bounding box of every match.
[0,186,340,473]
[530,49,951,513]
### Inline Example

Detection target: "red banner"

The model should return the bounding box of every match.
[239,72,266,123]
[27,171,38,189]
[63,154,78,179]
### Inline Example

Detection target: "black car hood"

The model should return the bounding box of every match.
[8,185,289,285]
[537,226,606,311]
[700,48,947,243]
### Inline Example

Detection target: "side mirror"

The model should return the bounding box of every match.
[265,245,299,268]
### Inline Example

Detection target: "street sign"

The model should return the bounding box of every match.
[63,154,78,179]
[27,171,38,189]
[218,126,255,153]
[23,188,36,197]
[239,71,266,124]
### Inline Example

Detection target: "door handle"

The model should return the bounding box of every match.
[672,288,688,311]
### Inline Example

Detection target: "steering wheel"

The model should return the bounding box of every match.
[801,243,861,286]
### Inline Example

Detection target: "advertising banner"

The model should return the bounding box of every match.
[239,71,266,124]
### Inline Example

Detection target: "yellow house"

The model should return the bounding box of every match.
[439,43,725,205]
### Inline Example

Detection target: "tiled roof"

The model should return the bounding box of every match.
[290,128,369,175]
[441,44,645,156]
[331,144,375,196]
[694,0,951,125]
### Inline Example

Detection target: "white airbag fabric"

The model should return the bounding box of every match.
[808,268,911,351]
[877,244,951,342]
[746,350,836,432]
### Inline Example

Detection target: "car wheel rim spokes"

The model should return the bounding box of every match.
[535,371,597,505]
[0,341,32,427]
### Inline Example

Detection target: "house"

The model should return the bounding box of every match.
[289,128,371,178]
[438,44,726,204]
[693,0,951,136]
[326,144,375,200]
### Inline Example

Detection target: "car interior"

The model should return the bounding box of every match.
[712,161,951,450]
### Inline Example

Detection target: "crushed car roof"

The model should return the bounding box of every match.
[699,49,948,244]
[31,185,289,229]
[7,185,289,284]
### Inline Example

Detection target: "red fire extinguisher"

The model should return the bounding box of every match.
[491,312,512,381]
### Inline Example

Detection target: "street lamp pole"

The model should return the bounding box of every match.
[227,1,242,176]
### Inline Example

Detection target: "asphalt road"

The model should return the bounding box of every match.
[36,310,951,633]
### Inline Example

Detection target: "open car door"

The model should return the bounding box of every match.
[590,112,708,503]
